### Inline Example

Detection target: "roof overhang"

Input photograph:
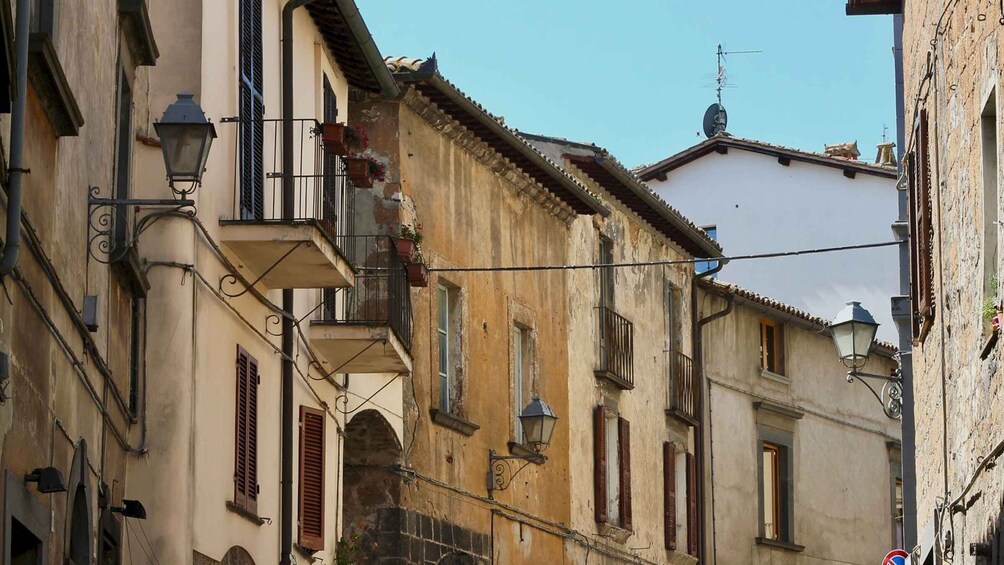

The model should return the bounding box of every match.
[389,60,608,217]
[636,136,898,182]
[845,0,902,15]
[305,0,400,97]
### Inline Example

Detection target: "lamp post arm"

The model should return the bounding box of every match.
[847,369,902,383]
[486,449,547,499]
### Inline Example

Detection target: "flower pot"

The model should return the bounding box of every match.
[395,238,418,262]
[407,263,429,287]
[345,157,374,188]
[321,123,350,155]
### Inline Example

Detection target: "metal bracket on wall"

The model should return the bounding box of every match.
[486,449,545,500]
[218,241,305,299]
[846,368,903,419]
[87,185,196,264]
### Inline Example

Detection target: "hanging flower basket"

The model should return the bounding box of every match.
[321,123,367,156]
[395,224,424,263]
[345,156,386,188]
[407,262,429,287]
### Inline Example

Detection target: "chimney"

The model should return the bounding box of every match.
[823,141,861,160]
[875,141,896,166]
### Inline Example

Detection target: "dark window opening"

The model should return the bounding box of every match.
[69,485,89,565]
[28,0,55,37]
[113,65,133,253]
[10,519,41,565]
[599,237,614,307]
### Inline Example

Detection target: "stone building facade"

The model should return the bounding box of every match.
[899,0,1004,562]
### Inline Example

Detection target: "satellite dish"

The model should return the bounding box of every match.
[703,103,727,138]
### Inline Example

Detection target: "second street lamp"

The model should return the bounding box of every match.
[828,301,903,419]
[487,397,558,499]
[154,92,218,194]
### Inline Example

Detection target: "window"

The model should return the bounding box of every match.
[757,427,795,546]
[29,0,55,36]
[983,90,999,314]
[663,442,677,550]
[908,109,934,338]
[694,226,718,277]
[599,237,614,307]
[298,407,325,551]
[894,479,904,549]
[10,519,41,565]
[594,405,632,530]
[128,296,144,417]
[437,284,462,414]
[512,325,533,443]
[234,345,259,514]
[113,65,133,253]
[321,74,350,237]
[239,0,265,220]
[759,319,785,375]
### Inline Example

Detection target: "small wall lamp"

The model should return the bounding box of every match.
[828,301,903,419]
[486,397,558,499]
[24,467,67,494]
[110,499,147,520]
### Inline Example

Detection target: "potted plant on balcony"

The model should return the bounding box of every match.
[345,155,386,188]
[406,254,429,287]
[395,224,423,263]
[321,123,367,156]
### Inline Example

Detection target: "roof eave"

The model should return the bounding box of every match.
[330,0,400,97]
[594,156,723,259]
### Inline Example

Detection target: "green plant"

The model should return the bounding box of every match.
[984,275,1000,324]
[336,532,365,565]
[399,223,424,245]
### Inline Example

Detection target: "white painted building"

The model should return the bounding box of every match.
[638,135,900,341]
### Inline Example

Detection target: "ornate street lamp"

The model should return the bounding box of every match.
[828,301,903,419]
[487,397,558,499]
[154,93,218,194]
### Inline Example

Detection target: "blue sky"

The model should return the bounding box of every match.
[362,1,897,168]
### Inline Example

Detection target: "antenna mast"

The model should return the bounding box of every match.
[715,44,762,106]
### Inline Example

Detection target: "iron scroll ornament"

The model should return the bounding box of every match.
[845,367,904,420]
[87,185,196,264]
[485,449,545,500]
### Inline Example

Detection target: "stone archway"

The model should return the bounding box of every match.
[220,545,255,565]
[437,551,478,565]
[340,409,403,560]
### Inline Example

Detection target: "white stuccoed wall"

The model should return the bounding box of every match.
[647,148,899,341]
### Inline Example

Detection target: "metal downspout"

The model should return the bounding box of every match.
[691,259,729,563]
[0,0,31,276]
[280,2,316,564]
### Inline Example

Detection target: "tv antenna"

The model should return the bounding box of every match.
[704,44,762,138]
[715,44,762,106]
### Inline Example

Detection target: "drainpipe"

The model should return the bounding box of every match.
[691,259,729,563]
[280,2,316,564]
[0,0,32,276]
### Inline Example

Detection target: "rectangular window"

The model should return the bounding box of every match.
[298,406,325,551]
[10,518,41,564]
[762,444,781,540]
[234,345,259,514]
[593,406,632,530]
[239,0,265,220]
[694,226,718,277]
[894,479,904,549]
[128,297,144,417]
[513,325,532,443]
[437,284,462,414]
[983,90,999,314]
[321,74,351,238]
[757,428,795,545]
[29,0,55,36]
[113,65,133,253]
[663,442,677,550]
[599,236,614,307]
[759,319,785,375]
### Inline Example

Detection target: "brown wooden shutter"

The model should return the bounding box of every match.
[298,407,326,550]
[664,442,677,550]
[594,405,607,523]
[911,108,935,336]
[776,324,786,376]
[686,452,698,557]
[618,417,632,530]
[234,346,259,514]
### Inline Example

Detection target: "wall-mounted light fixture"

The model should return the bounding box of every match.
[24,467,67,494]
[486,397,558,499]
[110,499,147,520]
[828,301,903,419]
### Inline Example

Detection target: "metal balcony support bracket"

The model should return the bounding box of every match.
[218,241,306,298]
[846,367,903,420]
[486,449,545,500]
[87,186,196,264]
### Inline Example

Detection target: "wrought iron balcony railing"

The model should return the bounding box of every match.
[668,350,699,425]
[219,117,355,246]
[316,235,412,352]
[595,306,634,389]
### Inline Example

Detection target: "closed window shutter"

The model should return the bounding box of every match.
[298,407,326,550]
[686,452,698,557]
[594,405,607,523]
[239,0,264,220]
[776,324,785,375]
[618,417,632,530]
[913,108,935,333]
[664,442,676,550]
[234,346,259,514]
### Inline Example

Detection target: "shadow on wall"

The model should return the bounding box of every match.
[973,496,1004,563]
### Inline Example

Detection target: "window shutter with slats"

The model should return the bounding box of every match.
[664,442,677,550]
[298,407,326,550]
[594,405,607,523]
[618,417,632,530]
[686,452,698,557]
[234,346,259,514]
[239,0,264,220]
[246,352,259,514]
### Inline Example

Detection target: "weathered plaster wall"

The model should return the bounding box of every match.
[698,289,900,564]
[902,1,1004,560]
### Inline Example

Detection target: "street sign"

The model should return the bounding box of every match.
[882,549,910,565]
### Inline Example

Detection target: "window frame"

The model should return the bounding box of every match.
[29,0,55,37]
[694,225,719,276]
[759,318,785,375]
[233,345,259,515]
[437,282,463,415]
[593,405,632,531]
[238,0,265,220]
[983,88,1000,319]
[512,324,533,444]
[756,426,795,546]
[599,236,615,307]
[297,406,326,551]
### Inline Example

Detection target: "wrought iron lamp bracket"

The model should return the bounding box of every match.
[486,449,546,500]
[87,186,196,264]
[846,367,903,420]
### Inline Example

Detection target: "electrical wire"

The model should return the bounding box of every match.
[426,240,900,273]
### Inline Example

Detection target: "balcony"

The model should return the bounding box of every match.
[309,236,413,374]
[595,306,634,390]
[218,118,355,290]
[667,350,700,426]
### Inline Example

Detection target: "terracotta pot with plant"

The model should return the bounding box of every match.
[345,156,386,188]
[407,256,429,288]
[321,123,368,156]
[395,224,423,263]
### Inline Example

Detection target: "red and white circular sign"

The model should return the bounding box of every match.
[882,549,910,565]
